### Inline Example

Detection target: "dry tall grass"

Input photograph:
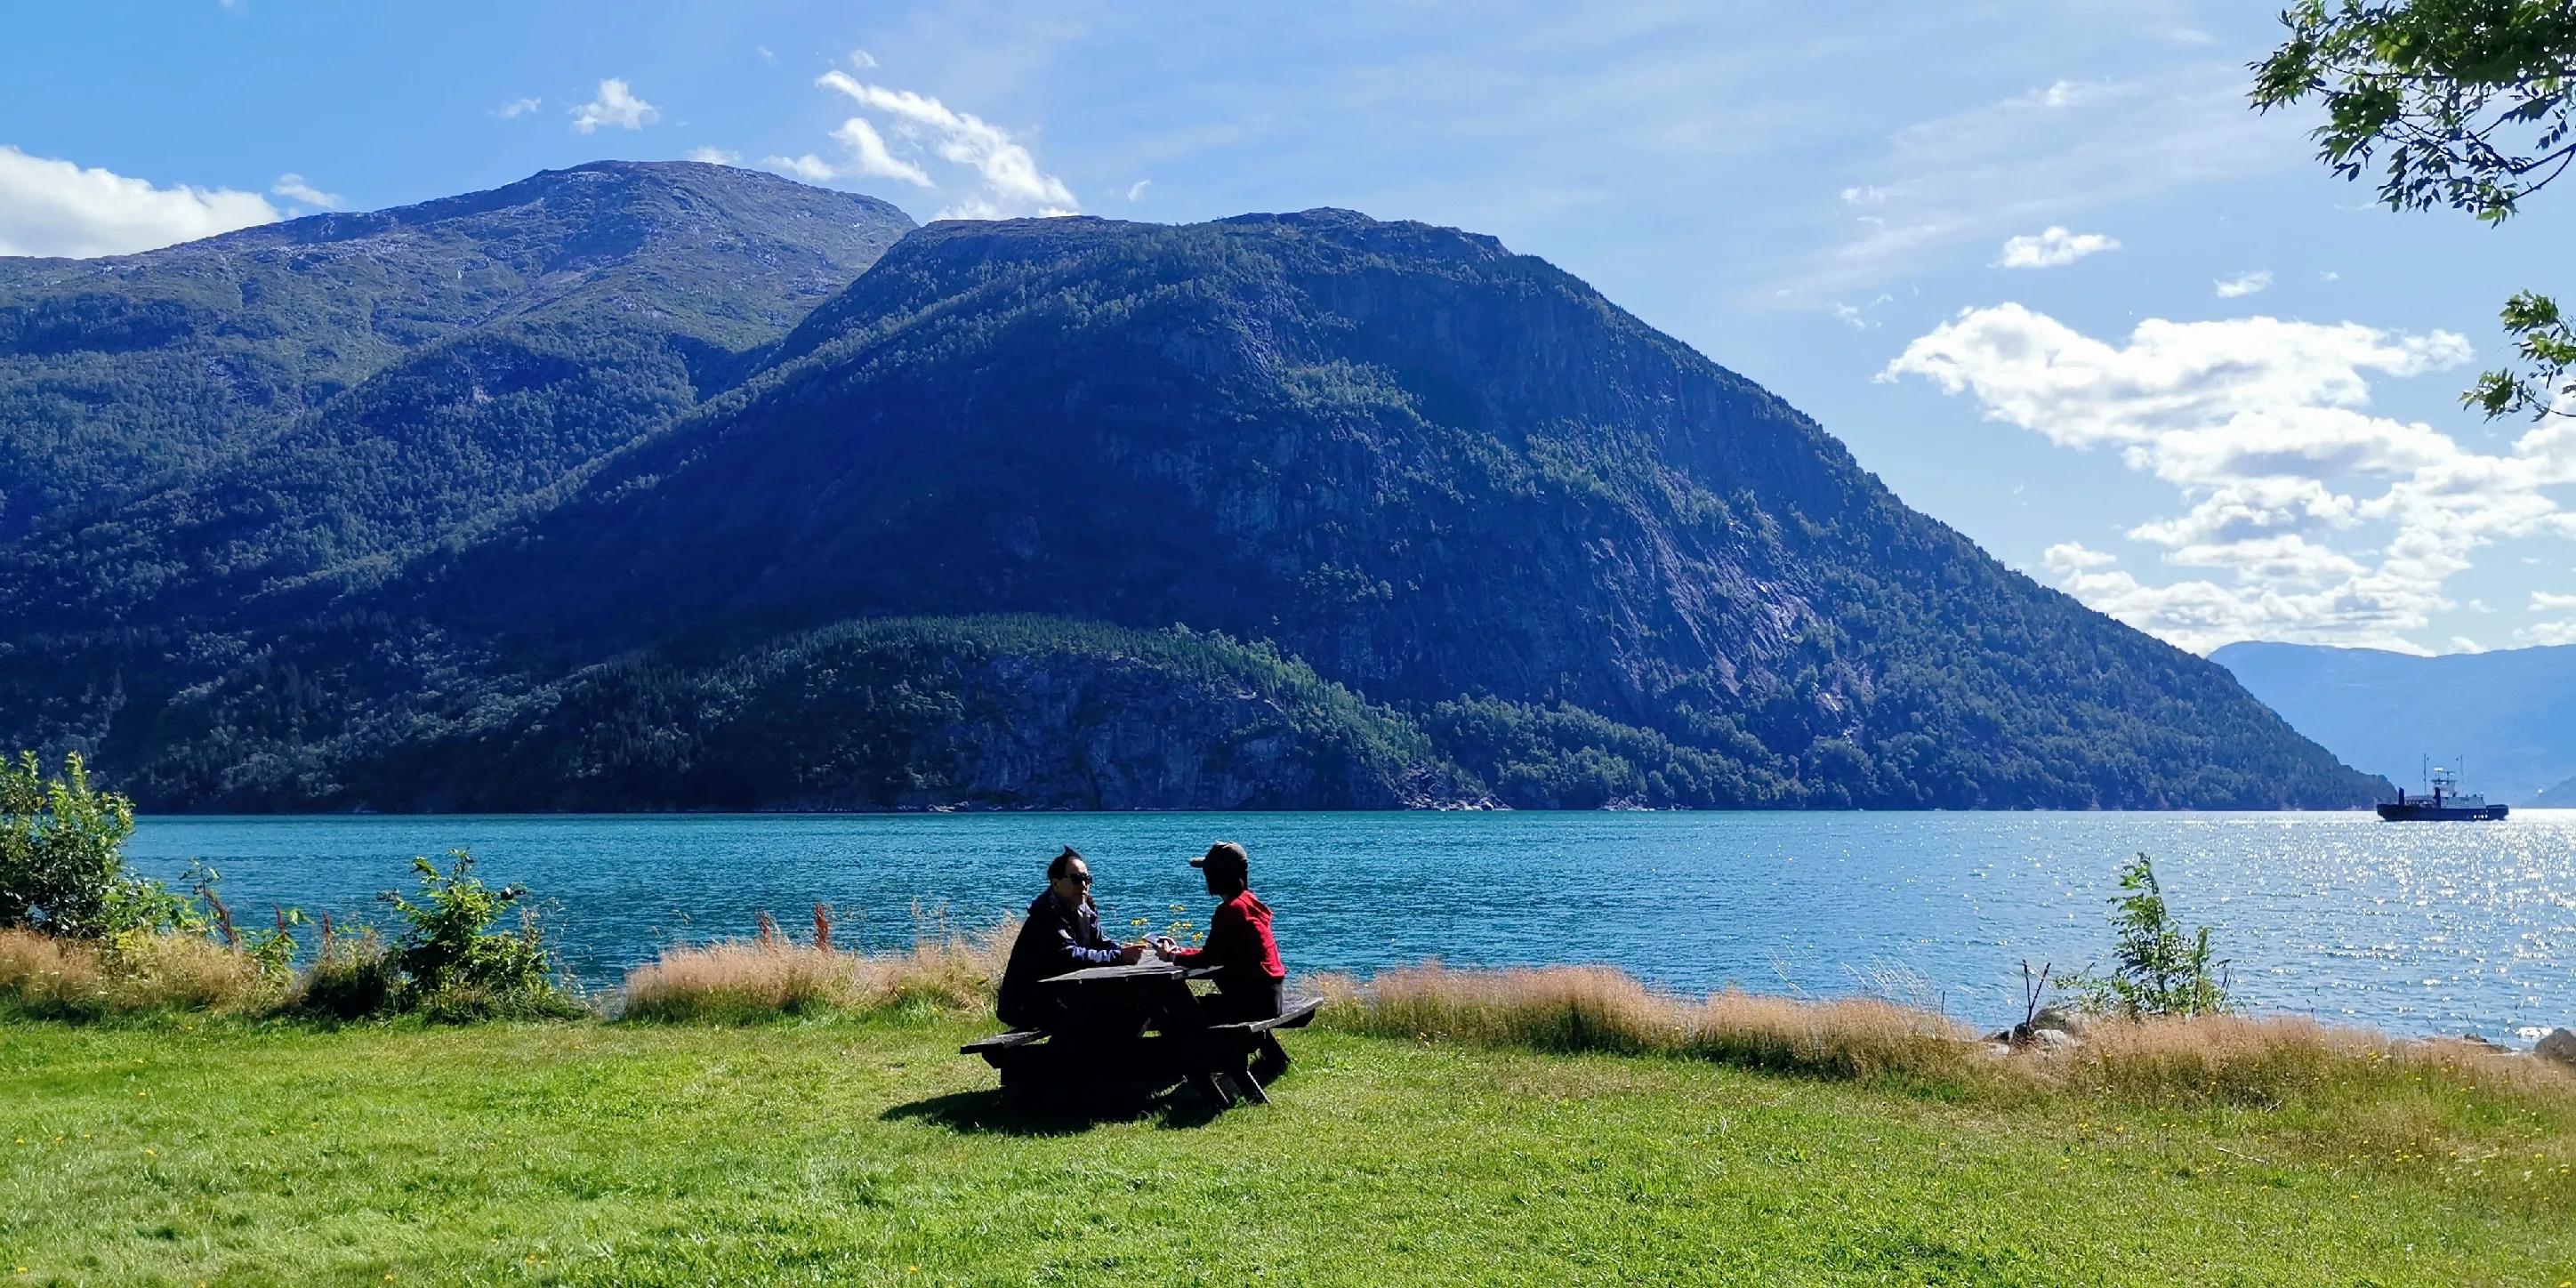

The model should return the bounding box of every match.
[1314,963,2576,1108]
[0,927,278,1018]
[1314,964,1981,1083]
[620,911,1015,1022]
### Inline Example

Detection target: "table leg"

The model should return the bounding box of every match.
[1193,1070,1238,1109]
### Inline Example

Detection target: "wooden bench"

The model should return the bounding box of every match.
[959,1029,1044,1058]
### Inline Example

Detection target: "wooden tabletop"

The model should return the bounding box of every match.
[1042,962,1184,986]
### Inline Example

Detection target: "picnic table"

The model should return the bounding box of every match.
[962,962,1319,1109]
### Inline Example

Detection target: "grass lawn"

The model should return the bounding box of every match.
[2,1013,2570,1285]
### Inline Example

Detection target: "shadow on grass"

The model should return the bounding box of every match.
[882,1079,1232,1135]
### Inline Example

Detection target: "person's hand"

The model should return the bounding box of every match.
[1152,935,1179,958]
[1119,942,1147,965]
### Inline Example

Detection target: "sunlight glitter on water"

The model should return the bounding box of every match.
[126,809,2576,1040]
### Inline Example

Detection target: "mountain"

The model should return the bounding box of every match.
[0,161,913,626]
[0,192,2386,811]
[2213,640,2576,804]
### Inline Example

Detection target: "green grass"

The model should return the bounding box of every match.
[2,1017,2571,1285]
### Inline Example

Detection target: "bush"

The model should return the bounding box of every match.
[294,925,400,1020]
[2064,853,2232,1018]
[0,751,193,939]
[383,850,581,1020]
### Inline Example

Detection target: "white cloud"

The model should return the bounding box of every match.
[758,117,936,190]
[755,45,777,65]
[1993,226,2118,269]
[1888,304,2575,653]
[2318,270,2341,283]
[2163,28,2218,46]
[829,117,934,187]
[2043,543,2117,573]
[2215,270,2273,298]
[1830,302,1875,330]
[685,147,742,165]
[270,173,340,209]
[570,79,660,134]
[2516,620,2576,647]
[2533,592,2576,611]
[1776,66,2297,297]
[848,48,878,69]
[1126,179,1152,201]
[761,154,838,183]
[0,145,277,257]
[495,97,542,119]
[814,70,1076,218]
[2449,636,2486,653]
[2026,79,2094,109]
[1839,184,1887,206]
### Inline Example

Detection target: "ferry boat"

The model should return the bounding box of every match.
[2377,763,2509,822]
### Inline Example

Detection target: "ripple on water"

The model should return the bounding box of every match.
[122,808,2576,1040]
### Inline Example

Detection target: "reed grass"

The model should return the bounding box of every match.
[0,927,278,1018]
[1313,963,1982,1083]
[1312,962,2576,1111]
[618,907,1015,1022]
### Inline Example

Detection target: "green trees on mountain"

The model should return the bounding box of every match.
[0,184,2386,811]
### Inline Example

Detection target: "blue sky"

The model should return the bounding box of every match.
[4,0,2572,656]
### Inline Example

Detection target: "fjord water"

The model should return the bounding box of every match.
[126,811,2576,1040]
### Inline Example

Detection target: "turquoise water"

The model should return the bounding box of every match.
[125,811,2576,1041]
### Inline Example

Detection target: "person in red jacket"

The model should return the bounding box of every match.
[1157,840,1286,1024]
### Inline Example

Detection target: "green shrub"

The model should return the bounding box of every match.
[383,850,581,1020]
[0,751,195,939]
[295,925,401,1020]
[2065,852,2232,1018]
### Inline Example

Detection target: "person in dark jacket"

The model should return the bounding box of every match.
[1157,841,1286,1023]
[995,847,1144,1028]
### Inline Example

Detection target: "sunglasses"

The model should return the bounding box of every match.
[1058,871,1092,885]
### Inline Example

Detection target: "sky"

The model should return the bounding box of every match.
[3,0,2572,657]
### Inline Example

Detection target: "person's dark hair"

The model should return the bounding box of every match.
[1047,846,1085,881]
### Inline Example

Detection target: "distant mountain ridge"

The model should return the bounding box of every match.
[0,178,2386,811]
[2213,640,2576,804]
[0,161,913,624]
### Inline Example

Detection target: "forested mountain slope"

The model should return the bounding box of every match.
[0,192,2384,810]
[0,162,912,624]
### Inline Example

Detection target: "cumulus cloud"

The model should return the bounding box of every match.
[270,173,340,209]
[1887,304,2576,652]
[761,154,838,183]
[0,145,278,257]
[570,79,660,134]
[685,147,741,165]
[1839,184,1887,206]
[2516,619,2576,647]
[495,97,543,119]
[2215,270,2273,298]
[2533,592,2576,611]
[814,70,1075,218]
[829,117,934,187]
[760,117,934,189]
[1994,226,2118,269]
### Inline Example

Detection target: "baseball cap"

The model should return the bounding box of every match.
[1188,841,1249,873]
